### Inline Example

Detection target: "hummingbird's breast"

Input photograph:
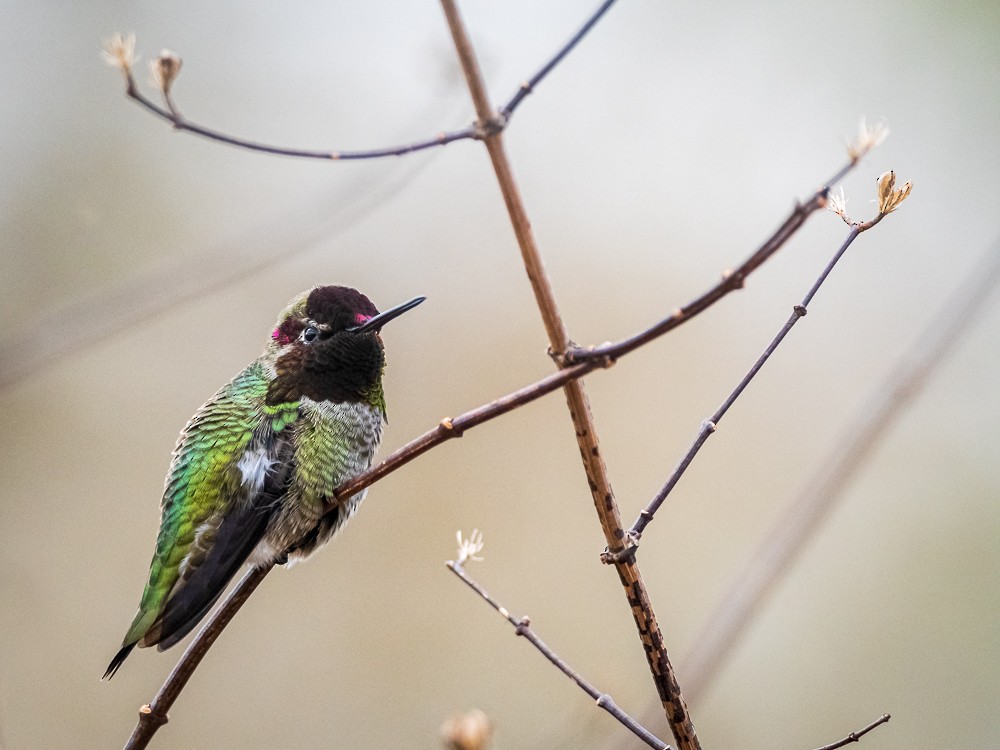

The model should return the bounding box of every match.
[254,397,384,564]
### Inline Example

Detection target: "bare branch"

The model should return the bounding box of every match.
[499,0,619,120]
[624,174,913,544]
[439,1,701,745]
[622,225,863,546]
[105,0,618,161]
[564,159,859,366]
[811,714,891,750]
[678,236,1000,703]
[122,564,272,750]
[123,66,476,160]
[446,546,670,750]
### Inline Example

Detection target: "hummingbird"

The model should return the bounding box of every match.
[103,286,424,679]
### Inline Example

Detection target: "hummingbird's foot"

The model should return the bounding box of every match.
[273,551,289,566]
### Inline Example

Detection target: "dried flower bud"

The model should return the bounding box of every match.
[826,186,851,224]
[102,32,137,73]
[441,709,494,750]
[847,116,889,161]
[455,529,485,566]
[876,170,912,214]
[150,50,183,94]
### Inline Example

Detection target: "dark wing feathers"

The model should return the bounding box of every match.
[148,429,296,651]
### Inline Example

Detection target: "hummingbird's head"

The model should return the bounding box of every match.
[265,286,424,406]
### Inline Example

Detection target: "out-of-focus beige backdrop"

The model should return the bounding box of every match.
[1,1,997,748]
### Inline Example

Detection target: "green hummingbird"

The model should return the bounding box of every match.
[104,286,424,679]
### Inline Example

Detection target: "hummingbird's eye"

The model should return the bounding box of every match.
[301,326,319,344]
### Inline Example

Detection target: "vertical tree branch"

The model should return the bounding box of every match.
[438,2,700,747]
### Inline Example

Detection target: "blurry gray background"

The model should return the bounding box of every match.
[1,0,998,748]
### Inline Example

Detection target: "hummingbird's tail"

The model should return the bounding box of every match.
[103,642,136,680]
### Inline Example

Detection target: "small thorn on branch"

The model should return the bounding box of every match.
[440,417,465,437]
[138,703,167,727]
[793,304,808,317]
[720,268,745,289]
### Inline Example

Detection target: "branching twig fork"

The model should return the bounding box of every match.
[439,1,700,746]
[447,558,670,750]
[112,0,619,161]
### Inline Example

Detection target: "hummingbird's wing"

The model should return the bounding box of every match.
[147,425,295,651]
[104,363,300,678]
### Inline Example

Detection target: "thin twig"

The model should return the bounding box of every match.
[623,225,864,547]
[811,714,891,750]
[678,237,1000,703]
[438,1,701,746]
[111,0,618,160]
[499,0,620,120]
[123,67,476,160]
[122,564,272,750]
[446,560,671,750]
[564,159,858,365]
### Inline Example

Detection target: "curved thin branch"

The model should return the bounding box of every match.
[111,0,619,161]
[122,70,476,160]
[447,558,670,750]
[812,714,891,750]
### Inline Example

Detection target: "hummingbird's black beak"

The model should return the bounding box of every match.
[348,296,426,333]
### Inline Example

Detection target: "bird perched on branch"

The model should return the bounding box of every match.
[104,286,424,678]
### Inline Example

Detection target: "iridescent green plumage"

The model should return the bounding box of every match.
[104,287,423,678]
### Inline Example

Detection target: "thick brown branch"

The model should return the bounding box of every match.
[439,1,699,747]
[447,560,671,750]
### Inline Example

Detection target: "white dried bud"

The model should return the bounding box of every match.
[847,116,889,161]
[150,50,183,94]
[101,32,137,73]
[455,529,485,566]
[876,170,912,214]
[826,186,851,224]
[441,709,494,750]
